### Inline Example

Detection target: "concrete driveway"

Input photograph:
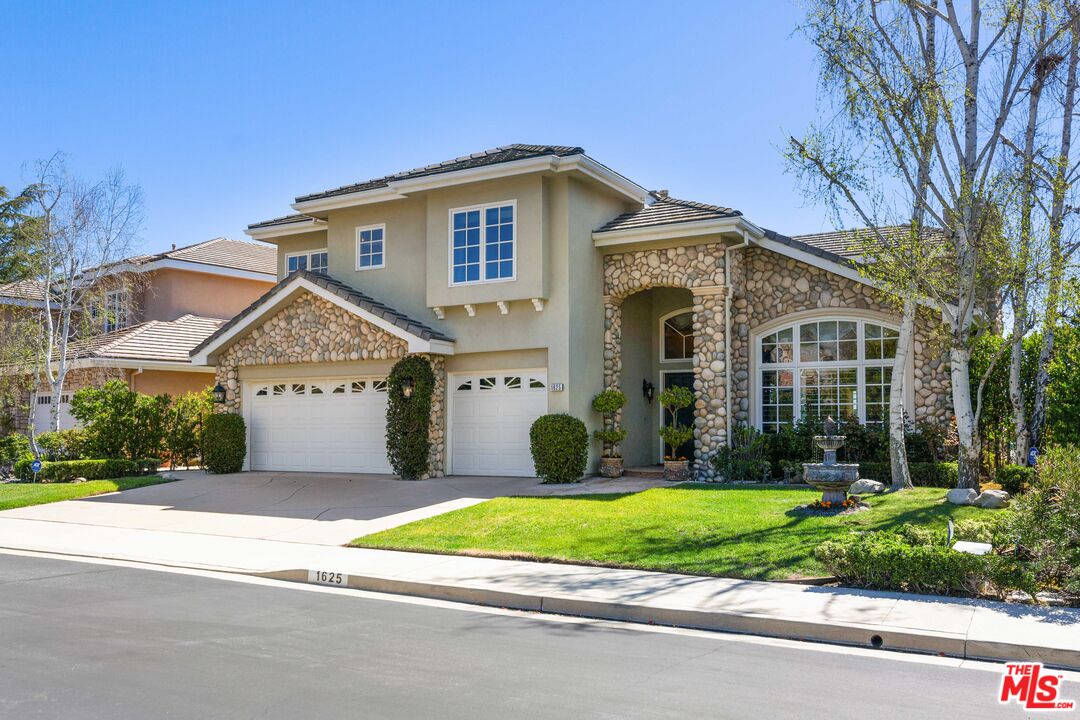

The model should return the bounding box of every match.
[0,471,665,546]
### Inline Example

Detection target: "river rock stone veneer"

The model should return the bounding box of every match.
[603,243,729,480]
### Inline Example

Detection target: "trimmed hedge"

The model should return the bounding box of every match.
[530,414,588,484]
[14,457,160,482]
[995,464,1034,495]
[202,413,246,474]
[386,355,435,480]
[857,461,958,487]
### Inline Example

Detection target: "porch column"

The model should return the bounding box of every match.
[602,296,622,391]
[692,286,728,480]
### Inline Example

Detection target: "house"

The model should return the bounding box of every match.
[191,145,952,479]
[1,238,276,432]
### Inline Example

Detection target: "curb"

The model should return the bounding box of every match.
[258,567,1079,670]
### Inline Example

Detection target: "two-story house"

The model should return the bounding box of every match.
[2,237,276,432]
[192,145,952,479]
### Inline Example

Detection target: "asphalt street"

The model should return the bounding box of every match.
[0,553,1057,719]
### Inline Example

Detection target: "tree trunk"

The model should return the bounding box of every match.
[889,299,915,490]
[950,343,981,489]
[1008,321,1029,463]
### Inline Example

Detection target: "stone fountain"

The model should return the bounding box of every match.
[802,419,860,504]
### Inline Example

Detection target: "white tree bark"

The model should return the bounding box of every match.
[889,299,915,490]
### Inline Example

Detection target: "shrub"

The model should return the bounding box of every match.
[815,530,1036,599]
[202,413,246,474]
[658,386,694,460]
[0,432,31,465]
[591,389,627,458]
[14,457,160,482]
[857,461,957,487]
[712,424,770,481]
[385,356,435,480]
[995,464,1034,495]
[166,390,212,469]
[530,414,588,483]
[35,429,88,461]
[70,381,170,459]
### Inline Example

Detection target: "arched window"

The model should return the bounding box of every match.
[757,318,899,433]
[662,311,694,361]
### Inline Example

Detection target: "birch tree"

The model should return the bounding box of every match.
[787,0,1078,489]
[25,155,144,434]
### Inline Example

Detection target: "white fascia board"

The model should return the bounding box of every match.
[289,154,650,214]
[593,216,764,247]
[245,218,328,241]
[81,258,275,282]
[190,275,452,365]
[552,156,650,203]
[0,297,45,309]
[64,358,217,373]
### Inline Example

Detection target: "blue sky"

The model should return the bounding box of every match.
[2,0,827,255]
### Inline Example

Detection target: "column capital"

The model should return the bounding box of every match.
[602,295,623,306]
[691,285,727,297]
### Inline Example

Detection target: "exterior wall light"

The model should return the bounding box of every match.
[212,383,227,404]
[401,377,415,399]
[642,379,655,404]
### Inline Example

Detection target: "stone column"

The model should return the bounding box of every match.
[602,296,622,391]
[691,287,728,480]
[423,354,447,479]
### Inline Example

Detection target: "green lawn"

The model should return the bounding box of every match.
[0,476,173,512]
[353,485,991,580]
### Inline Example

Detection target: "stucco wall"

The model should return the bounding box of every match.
[131,369,214,397]
[138,269,273,323]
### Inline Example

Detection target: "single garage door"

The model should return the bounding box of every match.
[33,393,76,431]
[248,378,393,473]
[450,371,547,477]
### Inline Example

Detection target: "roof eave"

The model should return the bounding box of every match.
[593,216,764,248]
[245,218,329,241]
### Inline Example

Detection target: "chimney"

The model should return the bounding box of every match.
[171,244,176,250]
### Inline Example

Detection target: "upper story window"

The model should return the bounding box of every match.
[356,225,385,270]
[662,310,695,361]
[286,249,328,276]
[758,318,900,433]
[94,289,130,333]
[450,201,515,285]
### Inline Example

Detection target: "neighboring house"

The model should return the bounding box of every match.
[192,144,952,479]
[1,238,276,432]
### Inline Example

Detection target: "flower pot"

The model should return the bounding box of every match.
[599,456,624,478]
[663,459,690,482]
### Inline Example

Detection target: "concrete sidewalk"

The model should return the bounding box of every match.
[0,516,1077,670]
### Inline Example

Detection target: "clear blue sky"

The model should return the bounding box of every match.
[2,0,829,255]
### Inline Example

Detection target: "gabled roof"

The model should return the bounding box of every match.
[190,270,454,363]
[295,145,586,203]
[596,193,742,233]
[69,314,224,363]
[247,214,320,231]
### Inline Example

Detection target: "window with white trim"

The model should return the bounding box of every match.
[450,202,514,285]
[93,289,131,333]
[662,311,694,360]
[757,318,900,432]
[356,225,385,270]
[287,250,328,275]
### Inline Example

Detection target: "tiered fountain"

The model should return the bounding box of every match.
[798,418,868,514]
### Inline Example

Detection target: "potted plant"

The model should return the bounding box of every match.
[658,385,694,481]
[591,388,627,478]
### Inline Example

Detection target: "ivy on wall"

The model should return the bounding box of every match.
[386,355,435,480]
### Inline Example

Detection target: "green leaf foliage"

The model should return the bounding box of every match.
[591,388,627,458]
[202,413,246,474]
[857,461,958,488]
[14,457,160,482]
[69,381,170,459]
[995,464,1035,495]
[165,390,212,469]
[385,355,436,480]
[34,429,88,461]
[529,413,588,484]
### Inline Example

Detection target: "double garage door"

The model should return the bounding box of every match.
[247,371,547,477]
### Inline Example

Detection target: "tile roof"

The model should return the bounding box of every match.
[190,269,453,359]
[161,238,277,275]
[596,193,741,233]
[0,279,46,303]
[765,226,944,264]
[71,314,224,363]
[247,213,321,230]
[295,144,585,203]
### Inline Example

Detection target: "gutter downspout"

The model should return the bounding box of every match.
[129,367,143,392]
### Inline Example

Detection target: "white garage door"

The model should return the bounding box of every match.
[450,371,548,477]
[248,378,392,473]
[33,393,76,431]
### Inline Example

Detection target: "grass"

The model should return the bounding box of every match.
[352,485,992,580]
[0,476,173,512]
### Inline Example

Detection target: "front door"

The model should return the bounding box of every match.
[662,372,695,461]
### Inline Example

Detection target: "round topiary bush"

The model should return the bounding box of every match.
[202,413,246,474]
[386,355,435,480]
[529,413,588,484]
